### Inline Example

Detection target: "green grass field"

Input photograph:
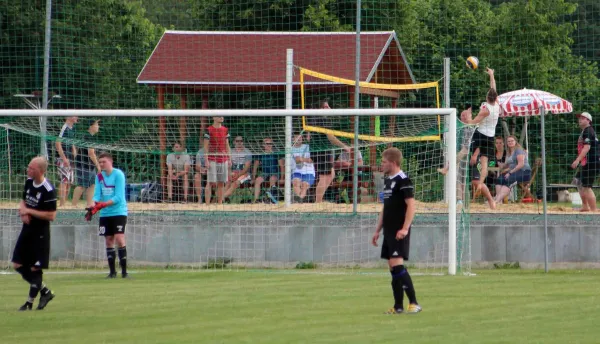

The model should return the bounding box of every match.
[2,269,599,344]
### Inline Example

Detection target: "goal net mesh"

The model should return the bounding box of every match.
[0,111,470,275]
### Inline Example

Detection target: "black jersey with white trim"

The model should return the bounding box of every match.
[22,178,57,229]
[382,171,414,234]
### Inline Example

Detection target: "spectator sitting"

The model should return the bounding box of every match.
[333,149,364,203]
[306,100,352,203]
[291,134,315,203]
[494,135,531,203]
[252,137,283,204]
[193,146,207,204]
[223,136,252,200]
[166,142,191,203]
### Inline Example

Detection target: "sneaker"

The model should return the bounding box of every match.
[19,302,33,311]
[36,292,55,310]
[293,195,303,204]
[265,191,278,204]
[406,304,422,314]
[384,307,403,314]
[106,272,117,279]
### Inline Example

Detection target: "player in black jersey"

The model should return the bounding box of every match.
[371,148,421,314]
[12,157,57,311]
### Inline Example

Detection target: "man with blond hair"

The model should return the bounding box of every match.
[371,148,421,314]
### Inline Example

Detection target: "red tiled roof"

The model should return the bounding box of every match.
[137,31,414,86]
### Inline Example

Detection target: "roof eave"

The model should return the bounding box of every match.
[136,29,168,83]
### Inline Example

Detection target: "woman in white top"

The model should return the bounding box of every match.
[462,67,499,209]
[291,134,315,202]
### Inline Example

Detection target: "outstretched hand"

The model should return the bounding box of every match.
[485,67,494,75]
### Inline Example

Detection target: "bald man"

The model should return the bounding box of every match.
[13,156,57,311]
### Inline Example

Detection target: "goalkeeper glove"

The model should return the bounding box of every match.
[84,202,109,221]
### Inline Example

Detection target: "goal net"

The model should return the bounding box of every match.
[0,108,470,275]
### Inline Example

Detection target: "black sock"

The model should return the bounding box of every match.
[106,248,116,274]
[390,266,405,310]
[29,270,43,300]
[118,247,127,274]
[397,265,418,305]
[15,266,33,284]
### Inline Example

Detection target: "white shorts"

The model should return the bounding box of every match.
[208,161,228,183]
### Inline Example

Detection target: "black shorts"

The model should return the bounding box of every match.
[471,166,495,185]
[313,152,333,175]
[380,230,411,261]
[12,225,51,269]
[576,162,600,188]
[470,130,495,159]
[98,215,128,237]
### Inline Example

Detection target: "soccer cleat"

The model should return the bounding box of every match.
[265,191,277,204]
[106,272,117,279]
[383,307,403,315]
[19,302,33,311]
[36,292,55,310]
[406,304,422,314]
[122,273,131,279]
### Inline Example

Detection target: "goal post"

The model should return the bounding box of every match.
[0,108,465,275]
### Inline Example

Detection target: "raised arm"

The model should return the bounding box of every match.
[486,67,496,91]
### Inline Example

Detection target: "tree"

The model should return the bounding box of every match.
[0,1,45,109]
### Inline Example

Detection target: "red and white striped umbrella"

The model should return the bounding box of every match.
[498,88,572,117]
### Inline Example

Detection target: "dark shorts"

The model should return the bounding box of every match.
[576,162,600,188]
[76,168,96,188]
[380,230,411,261]
[313,152,333,175]
[98,216,128,237]
[12,226,51,269]
[471,165,495,185]
[470,130,495,159]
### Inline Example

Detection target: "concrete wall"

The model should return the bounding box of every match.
[2,211,600,267]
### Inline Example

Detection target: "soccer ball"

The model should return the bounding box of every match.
[466,56,479,70]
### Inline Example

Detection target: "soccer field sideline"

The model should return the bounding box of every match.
[2,269,600,344]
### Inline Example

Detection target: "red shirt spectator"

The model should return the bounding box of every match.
[205,125,230,163]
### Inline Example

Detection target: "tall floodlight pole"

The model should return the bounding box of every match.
[40,0,53,157]
[540,106,549,273]
[352,0,361,214]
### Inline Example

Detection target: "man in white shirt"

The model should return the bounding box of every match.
[166,142,191,202]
